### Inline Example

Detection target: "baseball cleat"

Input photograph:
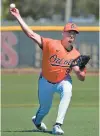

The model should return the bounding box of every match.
[52,125,64,135]
[32,116,47,131]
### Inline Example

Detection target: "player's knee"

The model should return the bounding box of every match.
[61,91,72,100]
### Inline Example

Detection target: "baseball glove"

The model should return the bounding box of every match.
[70,55,90,70]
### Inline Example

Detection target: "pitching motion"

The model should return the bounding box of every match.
[9,4,90,135]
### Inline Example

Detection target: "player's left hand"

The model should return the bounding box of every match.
[70,55,90,70]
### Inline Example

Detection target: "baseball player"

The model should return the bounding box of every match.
[10,7,87,135]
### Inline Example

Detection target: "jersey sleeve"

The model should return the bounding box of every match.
[41,37,52,50]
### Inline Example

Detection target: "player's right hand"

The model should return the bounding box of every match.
[10,8,20,18]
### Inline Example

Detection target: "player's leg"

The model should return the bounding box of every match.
[56,76,72,124]
[52,75,72,134]
[32,75,54,130]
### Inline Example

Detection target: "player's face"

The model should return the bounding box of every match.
[63,30,77,44]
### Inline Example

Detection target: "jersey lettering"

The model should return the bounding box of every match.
[49,54,73,67]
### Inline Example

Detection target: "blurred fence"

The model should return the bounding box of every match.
[1,26,99,71]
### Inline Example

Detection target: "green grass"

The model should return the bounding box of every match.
[1,74,99,136]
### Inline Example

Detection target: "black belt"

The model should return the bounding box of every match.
[47,81,56,84]
[39,75,56,84]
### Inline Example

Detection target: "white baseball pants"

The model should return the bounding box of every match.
[34,74,72,125]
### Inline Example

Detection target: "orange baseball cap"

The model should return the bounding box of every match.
[63,23,79,34]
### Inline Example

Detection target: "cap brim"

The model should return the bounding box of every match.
[67,30,79,34]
